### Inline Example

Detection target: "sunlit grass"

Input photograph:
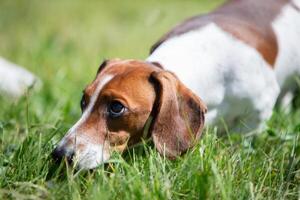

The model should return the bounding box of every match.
[0,0,299,199]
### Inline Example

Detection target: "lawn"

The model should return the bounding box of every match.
[0,0,299,199]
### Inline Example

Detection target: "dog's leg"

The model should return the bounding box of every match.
[217,60,280,134]
[276,75,300,113]
[279,91,294,113]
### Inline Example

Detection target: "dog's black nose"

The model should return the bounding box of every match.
[52,147,74,164]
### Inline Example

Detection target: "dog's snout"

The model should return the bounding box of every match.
[52,146,74,164]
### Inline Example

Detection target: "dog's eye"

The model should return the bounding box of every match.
[108,101,125,117]
[80,96,87,112]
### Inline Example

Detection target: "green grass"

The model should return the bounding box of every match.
[0,0,299,199]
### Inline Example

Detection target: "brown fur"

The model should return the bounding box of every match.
[78,60,207,158]
[150,71,207,158]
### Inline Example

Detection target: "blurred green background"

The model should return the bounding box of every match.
[0,0,222,96]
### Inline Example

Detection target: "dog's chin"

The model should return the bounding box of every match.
[75,144,110,170]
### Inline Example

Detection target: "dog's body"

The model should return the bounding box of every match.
[148,0,300,131]
[53,0,300,169]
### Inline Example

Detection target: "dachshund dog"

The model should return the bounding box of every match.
[53,0,300,169]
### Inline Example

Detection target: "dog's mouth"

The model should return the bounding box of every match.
[52,146,110,170]
[74,144,110,169]
[52,136,111,170]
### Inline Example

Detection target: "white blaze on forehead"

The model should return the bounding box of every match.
[69,74,114,134]
[55,74,114,169]
[57,74,113,150]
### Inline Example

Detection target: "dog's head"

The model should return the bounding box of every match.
[52,59,207,169]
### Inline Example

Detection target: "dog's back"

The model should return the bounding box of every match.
[148,0,300,131]
[152,0,298,67]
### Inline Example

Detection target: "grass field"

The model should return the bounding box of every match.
[0,0,299,199]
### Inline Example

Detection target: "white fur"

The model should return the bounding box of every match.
[56,75,113,169]
[75,135,110,169]
[292,0,300,8]
[148,3,300,132]
[0,57,39,98]
[273,3,300,99]
[70,75,113,133]
[147,23,281,132]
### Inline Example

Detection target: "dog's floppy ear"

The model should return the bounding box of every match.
[149,71,207,159]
